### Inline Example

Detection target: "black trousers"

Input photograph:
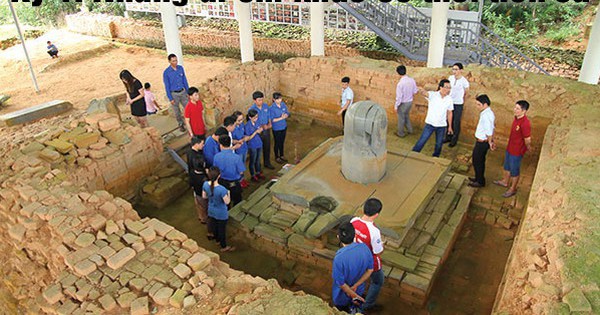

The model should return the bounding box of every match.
[447,104,463,145]
[259,129,272,167]
[342,109,347,127]
[212,218,228,248]
[472,141,490,185]
[218,178,242,207]
[272,128,287,158]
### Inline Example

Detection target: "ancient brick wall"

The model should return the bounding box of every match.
[0,113,339,314]
[197,58,572,156]
[494,83,600,314]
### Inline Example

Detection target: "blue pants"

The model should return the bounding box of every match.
[248,147,262,176]
[412,123,447,157]
[363,269,384,310]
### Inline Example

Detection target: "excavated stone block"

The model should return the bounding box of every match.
[43,283,64,304]
[0,100,73,127]
[107,247,136,270]
[98,294,117,311]
[74,259,97,276]
[130,296,149,315]
[98,117,121,132]
[44,139,74,154]
[151,287,174,306]
[173,263,192,279]
[187,252,211,271]
[146,218,173,237]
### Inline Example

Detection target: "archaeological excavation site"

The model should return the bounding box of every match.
[1,9,599,315]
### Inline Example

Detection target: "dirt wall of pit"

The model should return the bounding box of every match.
[0,112,339,314]
[493,82,600,314]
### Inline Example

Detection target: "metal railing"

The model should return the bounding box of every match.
[340,1,548,74]
[124,1,547,74]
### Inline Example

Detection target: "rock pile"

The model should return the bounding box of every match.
[0,112,339,314]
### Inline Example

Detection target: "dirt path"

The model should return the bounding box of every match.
[0,30,235,114]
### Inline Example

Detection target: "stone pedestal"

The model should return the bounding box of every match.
[341,101,387,184]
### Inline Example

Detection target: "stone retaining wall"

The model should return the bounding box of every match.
[0,113,338,314]
[196,57,572,157]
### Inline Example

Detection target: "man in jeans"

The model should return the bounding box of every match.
[163,54,190,132]
[412,79,454,157]
[351,198,384,312]
[394,65,418,137]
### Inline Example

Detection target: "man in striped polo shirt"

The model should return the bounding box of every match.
[351,198,384,312]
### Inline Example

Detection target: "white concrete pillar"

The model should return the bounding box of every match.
[310,3,325,56]
[427,3,450,68]
[234,1,255,63]
[579,11,600,85]
[160,3,184,65]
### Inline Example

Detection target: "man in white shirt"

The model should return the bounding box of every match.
[351,198,384,312]
[468,94,496,188]
[412,79,454,157]
[446,63,470,147]
[337,76,354,131]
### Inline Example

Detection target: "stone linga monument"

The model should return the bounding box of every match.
[229,100,474,305]
[341,101,388,184]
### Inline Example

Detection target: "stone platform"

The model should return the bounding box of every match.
[0,100,73,126]
[229,137,475,305]
[269,137,451,242]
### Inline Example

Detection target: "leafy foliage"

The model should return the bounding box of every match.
[0,1,125,27]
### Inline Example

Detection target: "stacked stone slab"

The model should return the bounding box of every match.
[230,172,474,305]
[0,112,341,314]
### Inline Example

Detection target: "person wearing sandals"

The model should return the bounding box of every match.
[245,109,264,182]
[187,136,208,224]
[202,167,235,252]
[269,92,290,164]
[494,100,532,198]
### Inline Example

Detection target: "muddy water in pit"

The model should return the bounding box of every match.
[135,120,514,315]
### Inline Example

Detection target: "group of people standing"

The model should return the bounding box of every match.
[184,90,290,253]
[119,54,292,252]
[389,63,531,197]
[332,198,385,313]
[332,65,533,313]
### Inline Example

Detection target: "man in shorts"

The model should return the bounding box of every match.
[494,100,532,198]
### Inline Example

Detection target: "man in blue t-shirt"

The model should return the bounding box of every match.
[332,222,374,312]
[213,135,245,207]
[248,91,275,170]
[204,127,228,167]
[163,54,190,131]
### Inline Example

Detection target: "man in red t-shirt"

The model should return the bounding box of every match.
[351,198,384,312]
[494,100,532,198]
[184,87,206,138]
